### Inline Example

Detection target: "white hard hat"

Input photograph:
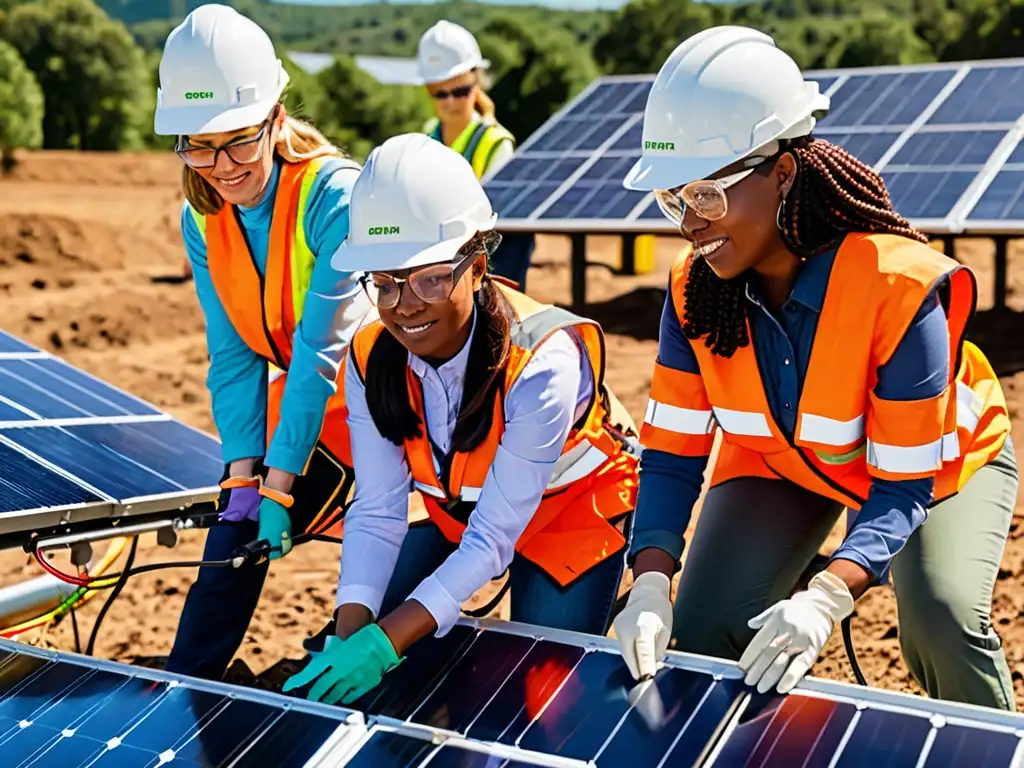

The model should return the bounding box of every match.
[154,4,289,136]
[623,25,830,191]
[332,133,497,273]
[416,20,489,85]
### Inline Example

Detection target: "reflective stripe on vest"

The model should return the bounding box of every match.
[425,117,515,179]
[649,233,1010,508]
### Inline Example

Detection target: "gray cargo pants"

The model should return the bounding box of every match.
[671,437,1018,711]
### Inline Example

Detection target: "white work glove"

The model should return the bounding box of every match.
[738,570,854,695]
[613,571,674,681]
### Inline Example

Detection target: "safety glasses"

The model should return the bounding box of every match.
[430,84,475,101]
[175,120,270,169]
[654,152,776,226]
[362,231,502,310]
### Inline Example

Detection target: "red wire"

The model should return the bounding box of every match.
[32,549,94,587]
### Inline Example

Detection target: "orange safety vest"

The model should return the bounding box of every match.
[350,283,639,587]
[641,233,1010,509]
[188,155,360,475]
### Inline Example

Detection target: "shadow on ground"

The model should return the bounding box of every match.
[558,286,667,342]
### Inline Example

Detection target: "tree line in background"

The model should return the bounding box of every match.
[0,0,1021,165]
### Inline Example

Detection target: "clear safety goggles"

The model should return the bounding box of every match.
[362,230,502,310]
[654,151,776,226]
[175,119,270,169]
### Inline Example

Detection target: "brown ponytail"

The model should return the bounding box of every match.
[474,68,497,125]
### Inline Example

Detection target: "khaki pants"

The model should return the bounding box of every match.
[671,437,1018,711]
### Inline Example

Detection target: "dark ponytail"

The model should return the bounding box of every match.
[364,254,513,453]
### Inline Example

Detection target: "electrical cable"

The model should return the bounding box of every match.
[70,604,81,655]
[1,538,129,638]
[85,537,138,657]
[841,614,868,686]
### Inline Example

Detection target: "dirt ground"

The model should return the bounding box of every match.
[1,150,1024,708]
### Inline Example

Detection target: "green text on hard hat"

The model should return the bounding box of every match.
[645,141,675,151]
[185,91,214,100]
[368,226,400,235]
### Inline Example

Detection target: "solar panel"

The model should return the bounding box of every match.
[3,616,1024,767]
[0,330,222,544]
[486,58,1024,236]
[0,638,367,767]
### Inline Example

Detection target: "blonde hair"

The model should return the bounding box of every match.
[183,110,342,216]
[474,68,496,124]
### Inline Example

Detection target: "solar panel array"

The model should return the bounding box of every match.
[485,57,1024,235]
[5,618,1022,767]
[0,330,223,541]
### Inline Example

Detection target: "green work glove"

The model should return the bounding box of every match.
[282,624,404,706]
[257,497,292,560]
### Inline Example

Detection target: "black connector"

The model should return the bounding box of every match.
[230,538,273,567]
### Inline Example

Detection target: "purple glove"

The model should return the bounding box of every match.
[218,484,261,522]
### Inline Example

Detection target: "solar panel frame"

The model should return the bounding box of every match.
[3,616,1024,767]
[487,56,1024,237]
[0,636,370,767]
[0,331,221,540]
[462,617,1024,733]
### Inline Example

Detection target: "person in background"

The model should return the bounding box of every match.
[613,26,1017,710]
[153,3,374,681]
[282,133,639,706]
[416,20,536,293]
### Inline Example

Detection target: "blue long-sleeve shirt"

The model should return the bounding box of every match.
[182,157,371,474]
[630,247,950,584]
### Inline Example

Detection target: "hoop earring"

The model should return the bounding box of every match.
[776,198,786,231]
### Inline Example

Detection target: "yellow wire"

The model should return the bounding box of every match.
[0,537,130,634]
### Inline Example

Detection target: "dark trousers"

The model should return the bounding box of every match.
[165,446,351,680]
[378,517,631,633]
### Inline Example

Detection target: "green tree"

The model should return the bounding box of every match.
[2,0,149,151]
[281,53,326,125]
[316,54,432,162]
[478,16,599,142]
[822,13,935,68]
[0,38,43,170]
[591,0,713,75]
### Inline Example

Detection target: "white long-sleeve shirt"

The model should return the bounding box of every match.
[336,311,594,636]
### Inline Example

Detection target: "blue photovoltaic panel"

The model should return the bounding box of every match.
[484,78,652,227]
[883,170,977,220]
[964,171,1024,221]
[962,135,1024,227]
[927,65,1024,125]
[0,442,103,514]
[490,57,1024,234]
[0,357,160,421]
[879,129,1008,221]
[0,329,222,536]
[0,641,359,767]
[817,69,957,129]
[2,420,224,502]
[888,130,1005,166]
[0,330,34,354]
[5,619,1024,767]
[821,131,902,167]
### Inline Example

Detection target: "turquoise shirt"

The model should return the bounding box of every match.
[181,157,368,474]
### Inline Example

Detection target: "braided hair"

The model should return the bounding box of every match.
[682,136,930,358]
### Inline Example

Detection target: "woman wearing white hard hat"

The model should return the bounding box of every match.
[614,26,1017,710]
[416,20,536,292]
[281,133,639,705]
[154,3,375,681]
